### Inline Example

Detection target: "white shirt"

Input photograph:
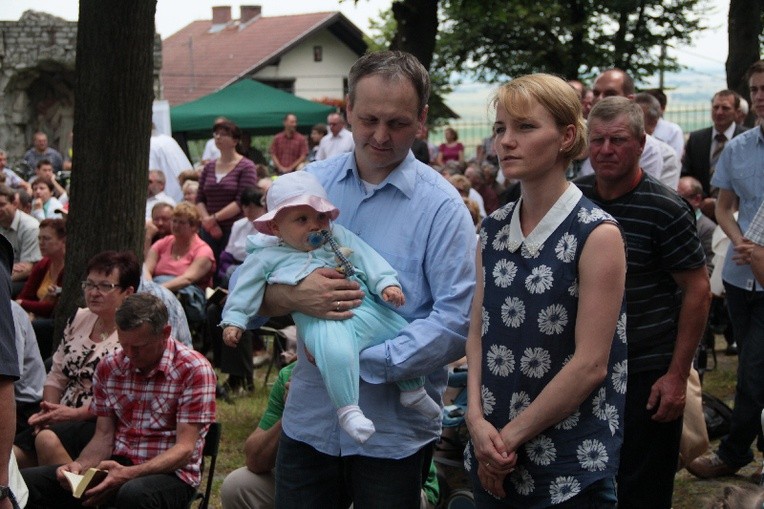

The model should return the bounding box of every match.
[315,128,354,160]
[468,188,487,219]
[652,118,684,158]
[202,138,220,163]
[149,133,192,202]
[653,136,680,191]
[580,134,678,189]
[225,216,258,261]
[710,122,737,162]
[145,191,177,220]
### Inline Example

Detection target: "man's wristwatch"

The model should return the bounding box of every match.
[0,485,9,500]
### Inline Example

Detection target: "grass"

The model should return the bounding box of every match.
[200,336,753,508]
[673,340,760,509]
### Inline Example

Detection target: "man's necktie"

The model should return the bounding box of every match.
[710,133,727,172]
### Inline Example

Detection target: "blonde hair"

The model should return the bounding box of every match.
[172,202,201,227]
[491,73,587,164]
[448,174,471,197]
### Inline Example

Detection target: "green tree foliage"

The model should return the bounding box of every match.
[435,0,709,82]
[366,4,456,124]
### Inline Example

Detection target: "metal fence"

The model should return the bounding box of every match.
[431,102,712,160]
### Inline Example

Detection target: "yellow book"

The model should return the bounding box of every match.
[62,468,107,498]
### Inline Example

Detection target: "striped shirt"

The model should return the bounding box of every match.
[90,338,216,487]
[576,173,706,371]
[197,158,258,230]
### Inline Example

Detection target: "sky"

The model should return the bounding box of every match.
[0,0,733,119]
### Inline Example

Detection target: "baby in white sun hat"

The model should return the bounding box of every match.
[221,171,440,443]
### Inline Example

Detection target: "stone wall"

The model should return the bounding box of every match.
[0,10,161,167]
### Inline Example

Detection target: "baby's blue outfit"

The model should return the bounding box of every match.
[221,224,423,408]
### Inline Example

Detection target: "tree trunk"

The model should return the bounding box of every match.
[390,0,439,70]
[726,0,763,126]
[55,1,156,342]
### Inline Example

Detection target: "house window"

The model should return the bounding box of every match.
[314,46,323,62]
[257,79,295,94]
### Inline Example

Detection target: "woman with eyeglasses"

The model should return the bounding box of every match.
[195,119,258,275]
[13,251,139,468]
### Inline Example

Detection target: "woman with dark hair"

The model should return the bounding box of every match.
[30,178,64,221]
[16,218,67,357]
[308,123,328,163]
[436,127,465,166]
[14,251,139,468]
[195,119,259,269]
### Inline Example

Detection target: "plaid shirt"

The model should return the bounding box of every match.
[90,338,216,487]
[747,201,764,247]
[269,130,308,170]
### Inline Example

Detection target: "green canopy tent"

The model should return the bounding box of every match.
[170,79,336,138]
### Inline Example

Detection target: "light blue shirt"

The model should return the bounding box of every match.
[711,126,764,291]
[276,151,476,458]
[221,224,400,330]
[137,280,192,347]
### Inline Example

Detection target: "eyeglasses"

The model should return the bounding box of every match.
[81,281,120,294]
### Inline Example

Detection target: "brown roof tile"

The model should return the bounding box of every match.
[161,11,363,106]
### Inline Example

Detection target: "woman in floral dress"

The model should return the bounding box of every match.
[14,251,139,468]
[464,74,628,508]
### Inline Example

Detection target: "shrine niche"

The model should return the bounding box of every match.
[0,10,161,167]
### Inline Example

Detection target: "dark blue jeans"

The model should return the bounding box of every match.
[718,284,764,468]
[274,433,432,509]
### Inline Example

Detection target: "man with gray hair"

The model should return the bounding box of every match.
[736,96,749,127]
[635,93,682,192]
[643,88,685,158]
[22,294,216,509]
[576,97,710,507]
[578,68,680,189]
[315,112,354,160]
[145,169,176,220]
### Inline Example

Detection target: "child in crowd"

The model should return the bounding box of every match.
[221,171,440,443]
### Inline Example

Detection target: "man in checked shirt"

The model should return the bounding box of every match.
[21,294,216,509]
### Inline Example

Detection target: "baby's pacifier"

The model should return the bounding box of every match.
[307,231,328,248]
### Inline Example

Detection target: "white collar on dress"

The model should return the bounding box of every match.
[507,183,582,255]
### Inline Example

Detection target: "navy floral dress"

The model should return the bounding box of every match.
[466,185,628,507]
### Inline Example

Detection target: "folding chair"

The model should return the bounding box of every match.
[187,422,222,509]
[258,326,290,387]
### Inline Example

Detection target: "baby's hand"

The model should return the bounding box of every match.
[382,286,405,307]
[223,326,244,347]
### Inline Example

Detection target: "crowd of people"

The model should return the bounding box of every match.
[0,49,762,509]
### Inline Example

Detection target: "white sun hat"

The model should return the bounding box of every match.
[253,171,339,236]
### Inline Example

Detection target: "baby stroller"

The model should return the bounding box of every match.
[434,369,475,509]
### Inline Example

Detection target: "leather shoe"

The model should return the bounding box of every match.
[686,453,739,479]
